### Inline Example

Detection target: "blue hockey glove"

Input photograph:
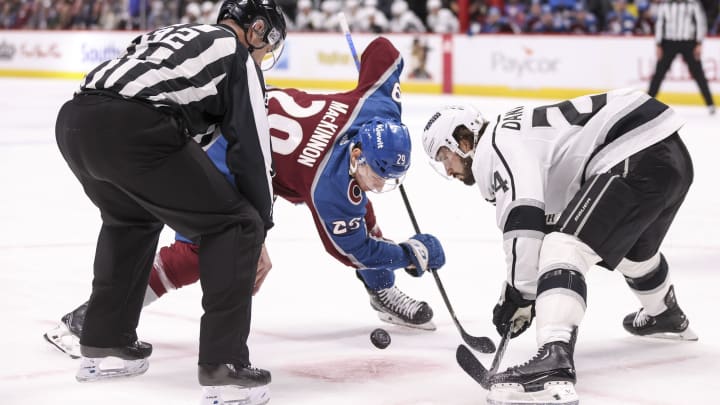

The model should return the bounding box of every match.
[400,233,446,277]
[492,282,535,338]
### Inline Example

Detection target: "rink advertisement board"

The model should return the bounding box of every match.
[0,31,717,105]
[262,33,445,94]
[452,35,720,104]
[0,31,133,79]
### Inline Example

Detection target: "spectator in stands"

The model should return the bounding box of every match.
[389,0,427,32]
[128,0,152,29]
[705,0,718,32]
[713,11,720,35]
[426,0,459,33]
[294,0,322,31]
[180,1,201,24]
[198,1,215,24]
[146,0,175,29]
[99,0,130,30]
[569,2,599,33]
[480,6,520,33]
[585,0,613,31]
[549,0,577,13]
[343,0,365,32]
[505,0,528,29]
[407,0,428,23]
[467,0,487,34]
[605,0,636,34]
[523,0,543,32]
[633,0,655,35]
[319,0,341,32]
[550,0,576,32]
[529,3,566,32]
[5,0,31,28]
[359,0,389,33]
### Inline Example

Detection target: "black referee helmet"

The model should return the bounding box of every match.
[217,0,287,51]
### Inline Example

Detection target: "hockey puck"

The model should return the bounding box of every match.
[370,328,391,349]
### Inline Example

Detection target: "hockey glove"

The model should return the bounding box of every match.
[492,282,535,338]
[400,233,446,277]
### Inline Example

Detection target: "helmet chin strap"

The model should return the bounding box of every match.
[474,120,489,149]
[244,30,258,53]
[245,21,267,54]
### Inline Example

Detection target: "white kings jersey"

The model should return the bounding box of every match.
[472,88,684,298]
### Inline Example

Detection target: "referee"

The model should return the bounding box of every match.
[54,0,286,399]
[648,0,715,114]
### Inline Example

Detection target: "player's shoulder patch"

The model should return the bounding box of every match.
[347,179,363,205]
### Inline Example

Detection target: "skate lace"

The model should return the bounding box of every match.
[632,309,651,328]
[508,345,548,370]
[378,287,424,318]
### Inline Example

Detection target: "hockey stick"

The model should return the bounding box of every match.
[339,13,361,70]
[399,187,495,353]
[339,13,495,354]
[456,328,511,389]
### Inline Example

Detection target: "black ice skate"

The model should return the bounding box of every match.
[367,286,436,330]
[487,341,579,405]
[623,286,698,341]
[43,301,88,359]
[199,363,271,405]
[76,340,152,382]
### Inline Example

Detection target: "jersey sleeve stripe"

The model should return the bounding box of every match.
[603,97,669,146]
[491,116,514,200]
[502,203,546,234]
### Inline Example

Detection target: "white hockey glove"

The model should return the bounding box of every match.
[492,282,535,338]
[400,233,446,277]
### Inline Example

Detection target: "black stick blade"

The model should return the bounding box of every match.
[462,331,496,353]
[456,344,491,389]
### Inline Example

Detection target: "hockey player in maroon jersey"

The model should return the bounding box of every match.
[422,90,696,404]
[45,36,447,359]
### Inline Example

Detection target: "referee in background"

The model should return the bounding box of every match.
[54,0,286,399]
[648,0,716,115]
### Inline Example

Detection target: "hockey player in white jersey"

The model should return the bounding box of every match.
[422,88,697,404]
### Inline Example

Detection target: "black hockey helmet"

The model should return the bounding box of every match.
[217,0,287,52]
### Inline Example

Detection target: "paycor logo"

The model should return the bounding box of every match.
[490,49,559,77]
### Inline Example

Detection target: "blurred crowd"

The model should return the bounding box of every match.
[1,0,719,35]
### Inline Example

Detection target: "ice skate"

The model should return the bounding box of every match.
[43,301,88,359]
[199,363,271,405]
[367,286,436,330]
[487,341,578,405]
[76,340,152,382]
[623,286,698,341]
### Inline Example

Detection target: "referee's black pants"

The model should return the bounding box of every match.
[648,40,714,107]
[55,94,264,366]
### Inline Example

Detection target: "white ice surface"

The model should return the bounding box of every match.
[1,78,718,405]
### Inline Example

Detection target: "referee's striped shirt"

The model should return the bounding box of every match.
[80,23,275,231]
[655,0,708,43]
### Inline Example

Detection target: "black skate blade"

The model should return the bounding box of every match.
[456,344,490,389]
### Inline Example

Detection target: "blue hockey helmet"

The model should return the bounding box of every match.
[354,117,411,192]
